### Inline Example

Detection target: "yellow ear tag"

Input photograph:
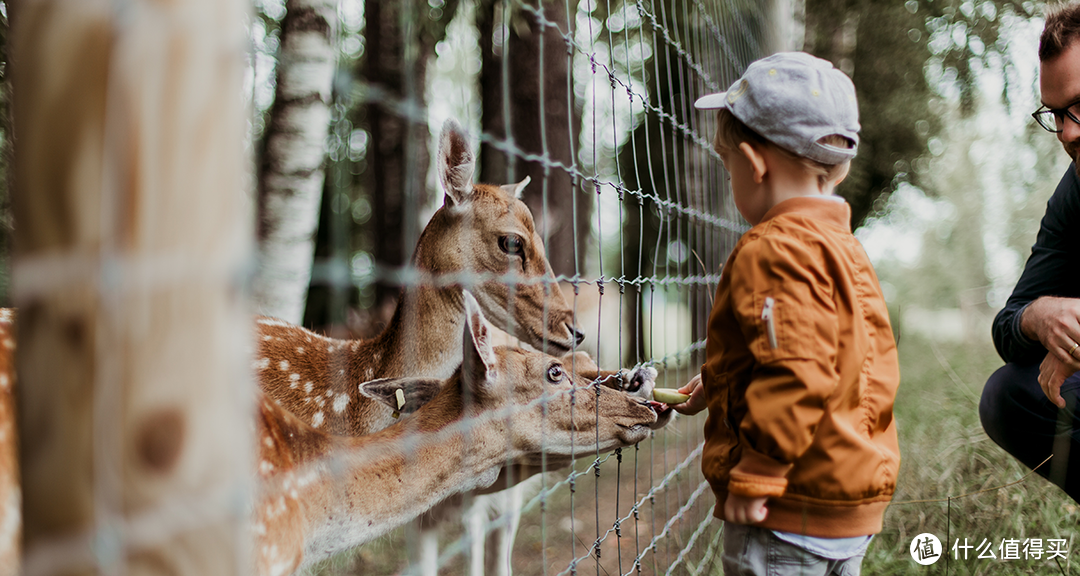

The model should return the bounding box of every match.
[395,388,406,410]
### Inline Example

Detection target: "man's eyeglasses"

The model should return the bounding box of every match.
[1032,103,1080,133]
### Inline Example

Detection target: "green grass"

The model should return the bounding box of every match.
[863,333,1079,575]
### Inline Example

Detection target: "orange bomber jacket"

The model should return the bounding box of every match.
[700,196,900,538]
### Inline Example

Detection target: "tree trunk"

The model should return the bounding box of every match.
[10,0,252,573]
[360,0,426,322]
[477,0,585,278]
[254,0,339,324]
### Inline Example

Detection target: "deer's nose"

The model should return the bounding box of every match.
[572,327,585,346]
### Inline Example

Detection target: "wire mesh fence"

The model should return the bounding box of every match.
[274,0,773,574]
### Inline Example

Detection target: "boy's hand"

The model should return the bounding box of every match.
[670,374,707,415]
[724,493,769,525]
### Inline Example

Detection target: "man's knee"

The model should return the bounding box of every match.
[980,364,1032,442]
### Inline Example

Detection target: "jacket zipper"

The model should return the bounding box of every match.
[762,297,778,349]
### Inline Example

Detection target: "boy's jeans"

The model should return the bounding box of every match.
[722,523,864,576]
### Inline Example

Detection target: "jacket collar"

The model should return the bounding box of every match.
[757,195,852,232]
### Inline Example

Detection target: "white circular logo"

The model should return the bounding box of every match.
[909,533,943,565]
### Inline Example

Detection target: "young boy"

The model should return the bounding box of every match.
[670,52,901,575]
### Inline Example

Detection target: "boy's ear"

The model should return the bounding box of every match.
[832,161,852,187]
[738,142,767,184]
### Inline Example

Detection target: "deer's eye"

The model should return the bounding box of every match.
[498,235,525,257]
[546,364,564,383]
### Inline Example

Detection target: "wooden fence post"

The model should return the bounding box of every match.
[10,0,252,574]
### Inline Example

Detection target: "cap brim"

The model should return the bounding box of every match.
[694,93,728,110]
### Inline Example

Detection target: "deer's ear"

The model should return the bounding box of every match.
[438,119,476,207]
[358,378,443,414]
[461,290,496,389]
[499,176,530,200]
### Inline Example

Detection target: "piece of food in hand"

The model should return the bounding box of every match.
[652,388,690,404]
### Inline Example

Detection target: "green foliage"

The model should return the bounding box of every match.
[805,0,1041,229]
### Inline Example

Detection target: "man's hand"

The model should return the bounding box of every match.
[1039,352,1077,409]
[670,373,708,415]
[724,493,768,525]
[1022,297,1080,405]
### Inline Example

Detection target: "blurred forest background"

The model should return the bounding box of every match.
[1,0,1079,573]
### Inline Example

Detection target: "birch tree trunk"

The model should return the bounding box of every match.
[254,0,338,324]
[10,0,252,574]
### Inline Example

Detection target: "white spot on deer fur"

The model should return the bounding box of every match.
[263,436,274,447]
[333,393,349,413]
[254,522,266,536]
[1,339,13,350]
[259,460,274,474]
[315,397,325,408]
[268,561,291,576]
[297,470,318,487]
[253,358,270,370]
[290,373,300,382]
[325,390,334,397]
[0,375,8,390]
[296,347,305,354]
[262,335,272,341]
[312,412,324,427]
[279,360,289,371]
[304,382,313,394]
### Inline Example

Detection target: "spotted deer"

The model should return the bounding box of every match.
[254,293,667,576]
[255,119,584,438]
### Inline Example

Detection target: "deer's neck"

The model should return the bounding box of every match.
[276,388,507,569]
[256,285,465,437]
[377,284,465,379]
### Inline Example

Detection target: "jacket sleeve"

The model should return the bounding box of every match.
[725,235,840,499]
[993,164,1080,365]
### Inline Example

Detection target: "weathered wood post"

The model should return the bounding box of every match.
[10,0,252,573]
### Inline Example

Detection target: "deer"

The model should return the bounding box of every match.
[254,118,587,438]
[253,292,668,576]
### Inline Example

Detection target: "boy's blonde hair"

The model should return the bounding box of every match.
[712,108,853,185]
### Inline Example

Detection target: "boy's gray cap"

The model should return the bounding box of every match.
[694,52,859,165]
